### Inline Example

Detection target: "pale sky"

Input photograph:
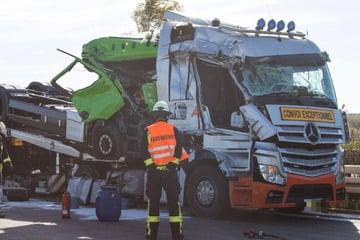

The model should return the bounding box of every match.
[1,0,358,112]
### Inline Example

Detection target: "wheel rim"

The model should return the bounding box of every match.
[99,134,112,155]
[196,179,215,206]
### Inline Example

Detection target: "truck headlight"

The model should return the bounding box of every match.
[259,164,286,185]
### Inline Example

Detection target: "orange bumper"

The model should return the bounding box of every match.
[229,173,345,209]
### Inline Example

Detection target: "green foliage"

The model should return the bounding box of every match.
[347,113,360,129]
[343,114,360,164]
[341,113,360,210]
[132,0,183,32]
[343,128,360,164]
[336,194,360,211]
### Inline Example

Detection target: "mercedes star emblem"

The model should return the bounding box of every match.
[304,122,320,144]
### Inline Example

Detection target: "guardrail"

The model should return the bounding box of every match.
[345,165,360,194]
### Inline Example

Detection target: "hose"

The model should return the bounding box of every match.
[243,230,288,240]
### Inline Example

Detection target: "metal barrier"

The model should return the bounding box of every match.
[345,165,360,194]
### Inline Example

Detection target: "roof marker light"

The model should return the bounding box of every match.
[256,18,266,30]
[276,20,285,32]
[287,21,296,32]
[267,19,276,31]
[212,18,220,27]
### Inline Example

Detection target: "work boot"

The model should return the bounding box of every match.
[145,222,159,240]
[0,208,5,218]
[170,222,184,240]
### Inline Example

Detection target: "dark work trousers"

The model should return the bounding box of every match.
[146,168,183,240]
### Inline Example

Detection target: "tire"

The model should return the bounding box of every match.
[0,86,9,122]
[27,81,51,93]
[92,121,123,160]
[185,164,230,218]
[27,81,63,97]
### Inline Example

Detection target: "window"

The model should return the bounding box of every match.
[169,54,195,101]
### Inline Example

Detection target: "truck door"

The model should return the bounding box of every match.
[167,56,200,131]
[51,59,125,123]
[196,59,243,129]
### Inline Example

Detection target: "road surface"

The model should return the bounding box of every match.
[0,198,359,240]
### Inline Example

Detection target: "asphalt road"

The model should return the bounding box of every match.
[1,197,360,240]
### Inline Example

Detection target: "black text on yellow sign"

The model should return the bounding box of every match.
[280,107,335,123]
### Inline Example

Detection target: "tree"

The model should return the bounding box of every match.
[132,0,183,32]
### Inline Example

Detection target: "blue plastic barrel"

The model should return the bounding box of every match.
[95,186,121,221]
[70,197,80,209]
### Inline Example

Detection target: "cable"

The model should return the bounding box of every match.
[243,230,288,240]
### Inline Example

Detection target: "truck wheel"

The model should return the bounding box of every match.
[27,81,63,97]
[185,164,230,218]
[92,122,123,160]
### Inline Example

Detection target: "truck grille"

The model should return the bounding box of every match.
[276,124,341,177]
[280,146,337,176]
[277,124,344,144]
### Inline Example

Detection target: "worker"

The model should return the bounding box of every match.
[0,122,14,218]
[142,100,188,240]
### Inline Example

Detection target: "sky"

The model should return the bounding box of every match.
[1,0,359,112]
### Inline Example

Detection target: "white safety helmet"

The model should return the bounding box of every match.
[153,100,169,112]
[150,101,172,118]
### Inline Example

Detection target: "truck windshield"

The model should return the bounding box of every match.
[240,53,337,105]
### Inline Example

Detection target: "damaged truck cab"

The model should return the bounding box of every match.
[156,12,349,217]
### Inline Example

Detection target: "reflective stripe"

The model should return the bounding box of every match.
[168,216,183,223]
[147,133,151,145]
[147,200,160,236]
[1,157,11,170]
[147,216,160,223]
[169,202,183,235]
[147,215,160,236]
[149,145,175,152]
[149,145,176,161]
[169,201,183,223]
[144,158,153,167]
[152,152,174,160]
[172,158,180,165]
[147,200,160,223]
[155,165,168,171]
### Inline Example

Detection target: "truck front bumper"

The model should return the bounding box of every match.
[229,173,346,209]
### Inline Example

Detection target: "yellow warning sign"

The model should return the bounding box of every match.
[280,107,335,123]
[12,138,24,146]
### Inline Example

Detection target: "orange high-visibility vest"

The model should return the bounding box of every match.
[147,121,177,165]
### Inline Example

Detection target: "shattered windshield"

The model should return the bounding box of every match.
[240,53,337,105]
